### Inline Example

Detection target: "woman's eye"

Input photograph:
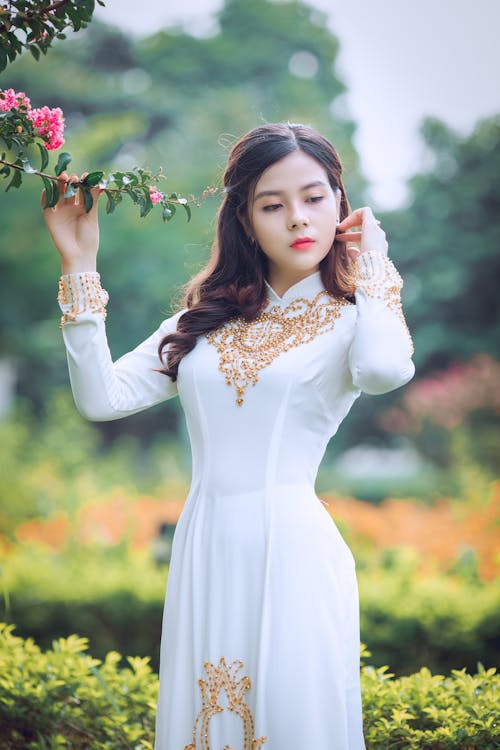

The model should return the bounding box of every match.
[307,195,324,203]
[262,203,281,212]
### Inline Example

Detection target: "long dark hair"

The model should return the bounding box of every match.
[158,122,356,381]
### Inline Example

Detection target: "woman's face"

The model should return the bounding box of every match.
[248,149,341,294]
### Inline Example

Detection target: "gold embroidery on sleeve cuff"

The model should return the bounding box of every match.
[57,272,109,329]
[185,656,267,750]
[353,251,414,355]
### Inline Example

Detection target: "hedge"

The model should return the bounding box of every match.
[2,547,499,675]
[0,625,498,749]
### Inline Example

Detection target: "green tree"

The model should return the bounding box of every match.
[0,0,363,444]
[382,115,500,373]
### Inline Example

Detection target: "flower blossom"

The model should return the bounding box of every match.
[149,189,164,205]
[27,106,65,151]
[0,88,31,113]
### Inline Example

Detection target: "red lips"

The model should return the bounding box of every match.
[291,237,315,250]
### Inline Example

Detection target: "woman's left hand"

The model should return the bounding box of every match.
[335,206,388,262]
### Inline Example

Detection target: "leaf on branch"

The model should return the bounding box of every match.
[41,176,58,208]
[37,143,49,172]
[55,152,72,177]
[182,202,192,222]
[162,203,176,222]
[5,169,22,191]
[0,46,8,73]
[0,165,11,179]
[82,171,104,187]
[104,189,116,214]
[139,187,153,218]
[81,186,94,213]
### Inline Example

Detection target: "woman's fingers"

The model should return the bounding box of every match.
[335,231,362,242]
[337,206,380,231]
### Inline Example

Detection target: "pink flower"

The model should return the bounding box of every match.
[0,88,31,113]
[149,189,164,205]
[27,105,65,150]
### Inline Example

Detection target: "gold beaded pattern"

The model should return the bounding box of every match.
[57,272,109,329]
[353,251,415,355]
[206,291,351,406]
[184,657,267,750]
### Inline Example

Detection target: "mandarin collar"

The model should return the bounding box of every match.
[264,270,325,305]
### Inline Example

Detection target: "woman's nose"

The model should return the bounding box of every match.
[287,205,310,229]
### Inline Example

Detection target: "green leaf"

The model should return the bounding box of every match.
[29,45,40,61]
[0,165,10,178]
[104,189,116,214]
[37,143,49,172]
[81,187,94,213]
[55,152,72,177]
[0,45,7,73]
[5,169,22,191]
[162,203,176,222]
[182,202,192,222]
[82,171,104,187]
[41,176,55,208]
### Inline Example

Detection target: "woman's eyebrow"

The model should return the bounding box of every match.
[253,180,328,202]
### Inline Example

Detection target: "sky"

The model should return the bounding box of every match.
[95,0,500,209]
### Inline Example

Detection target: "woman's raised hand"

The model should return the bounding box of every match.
[335,206,388,262]
[41,172,101,275]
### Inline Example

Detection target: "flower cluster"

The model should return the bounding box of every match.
[28,105,65,151]
[149,189,164,205]
[0,88,65,150]
[0,88,31,113]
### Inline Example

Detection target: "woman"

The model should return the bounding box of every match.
[43,122,415,750]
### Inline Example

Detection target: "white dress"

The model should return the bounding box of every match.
[57,249,415,750]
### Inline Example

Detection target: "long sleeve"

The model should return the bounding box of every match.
[348,250,415,395]
[57,272,184,421]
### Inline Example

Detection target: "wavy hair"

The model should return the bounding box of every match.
[158,122,356,381]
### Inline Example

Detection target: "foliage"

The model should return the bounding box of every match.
[0,622,157,750]
[360,645,500,749]
[0,623,498,749]
[382,115,500,374]
[329,479,500,582]
[0,390,188,537]
[379,354,500,473]
[1,543,499,676]
[0,0,104,73]
[0,2,366,433]
[0,87,197,219]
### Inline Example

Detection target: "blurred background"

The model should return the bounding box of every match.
[0,0,498,677]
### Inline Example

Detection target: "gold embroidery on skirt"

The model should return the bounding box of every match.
[206,291,350,406]
[184,656,267,749]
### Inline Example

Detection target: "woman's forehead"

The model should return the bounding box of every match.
[253,151,331,198]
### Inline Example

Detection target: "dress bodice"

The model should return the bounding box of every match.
[57,251,415,497]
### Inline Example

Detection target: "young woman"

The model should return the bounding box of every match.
[43,122,415,750]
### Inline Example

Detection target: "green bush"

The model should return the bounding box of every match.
[0,625,498,749]
[2,546,499,676]
[358,565,500,676]
[0,623,157,750]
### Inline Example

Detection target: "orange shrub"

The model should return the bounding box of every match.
[326,479,500,580]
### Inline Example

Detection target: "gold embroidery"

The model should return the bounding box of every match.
[185,657,267,750]
[353,251,415,355]
[206,290,350,406]
[57,272,109,328]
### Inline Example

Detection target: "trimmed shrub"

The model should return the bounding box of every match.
[2,547,499,675]
[0,625,498,749]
